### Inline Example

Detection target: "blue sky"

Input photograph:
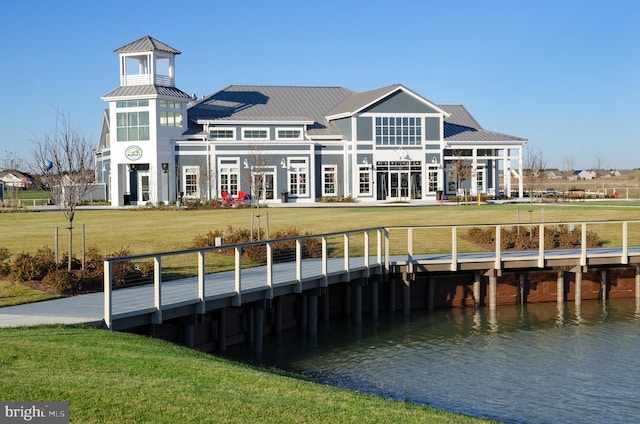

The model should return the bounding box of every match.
[1,0,638,170]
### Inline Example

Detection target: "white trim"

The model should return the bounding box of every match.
[321,164,338,197]
[196,119,314,125]
[208,127,236,140]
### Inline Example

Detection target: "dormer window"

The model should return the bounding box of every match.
[375,116,422,146]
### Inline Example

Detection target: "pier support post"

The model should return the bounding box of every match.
[517,273,526,305]
[428,277,435,311]
[636,266,640,300]
[299,294,308,335]
[600,270,609,301]
[473,273,481,308]
[274,296,283,335]
[557,270,565,304]
[308,294,318,336]
[403,277,411,316]
[389,278,396,312]
[354,283,362,323]
[322,289,330,322]
[575,269,582,306]
[371,278,379,318]
[217,308,227,353]
[254,305,264,353]
[343,285,352,316]
[489,274,497,310]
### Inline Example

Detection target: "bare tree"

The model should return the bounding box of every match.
[593,151,607,178]
[31,111,95,271]
[243,145,273,241]
[446,150,471,204]
[523,145,546,207]
[562,155,574,191]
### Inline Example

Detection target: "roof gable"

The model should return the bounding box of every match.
[326,84,450,120]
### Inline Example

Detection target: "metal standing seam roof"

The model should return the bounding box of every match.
[188,85,356,137]
[113,35,181,55]
[188,85,526,142]
[102,85,193,99]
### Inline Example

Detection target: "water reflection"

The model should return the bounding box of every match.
[225,298,640,423]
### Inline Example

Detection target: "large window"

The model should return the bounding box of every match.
[322,165,337,196]
[183,166,200,199]
[219,159,239,196]
[359,166,371,195]
[427,166,438,193]
[116,111,149,141]
[288,158,308,196]
[375,116,422,146]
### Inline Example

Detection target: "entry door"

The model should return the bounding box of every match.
[390,171,409,198]
[254,171,275,200]
[138,172,150,203]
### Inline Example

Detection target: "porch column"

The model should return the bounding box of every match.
[517,146,524,199]
[503,149,511,198]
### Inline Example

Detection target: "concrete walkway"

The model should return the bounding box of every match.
[0,293,104,328]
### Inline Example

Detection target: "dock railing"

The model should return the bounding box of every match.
[103,227,385,329]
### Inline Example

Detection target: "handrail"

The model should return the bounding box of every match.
[103,221,640,329]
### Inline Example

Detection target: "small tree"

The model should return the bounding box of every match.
[447,150,471,204]
[31,111,95,271]
[523,145,546,208]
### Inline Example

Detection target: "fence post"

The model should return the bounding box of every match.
[103,260,112,329]
[363,230,370,278]
[266,241,274,298]
[384,228,390,275]
[197,251,205,314]
[321,236,328,287]
[152,255,162,324]
[407,227,413,274]
[495,225,501,270]
[622,221,629,264]
[580,223,587,267]
[538,224,545,268]
[295,239,302,292]
[233,246,242,306]
[343,233,350,282]
[451,226,457,271]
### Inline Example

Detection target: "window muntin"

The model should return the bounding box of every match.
[219,159,239,196]
[160,100,183,109]
[288,158,308,196]
[209,128,235,140]
[242,128,269,140]
[375,116,422,146]
[358,166,371,195]
[116,111,149,141]
[427,166,438,193]
[183,166,200,199]
[160,111,183,127]
[276,128,302,140]
[116,100,149,108]
[322,165,337,196]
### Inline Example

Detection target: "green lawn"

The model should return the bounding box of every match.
[0,326,494,424]
[3,202,640,256]
[0,280,59,307]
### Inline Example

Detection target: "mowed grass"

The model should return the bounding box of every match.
[4,201,640,256]
[0,326,494,424]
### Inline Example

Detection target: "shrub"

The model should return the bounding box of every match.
[41,269,78,294]
[9,247,57,282]
[0,247,11,276]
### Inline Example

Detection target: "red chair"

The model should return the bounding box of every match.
[237,191,247,203]
[221,191,229,202]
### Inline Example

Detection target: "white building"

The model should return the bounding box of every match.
[96,36,527,206]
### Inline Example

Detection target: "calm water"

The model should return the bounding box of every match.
[226,298,640,423]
